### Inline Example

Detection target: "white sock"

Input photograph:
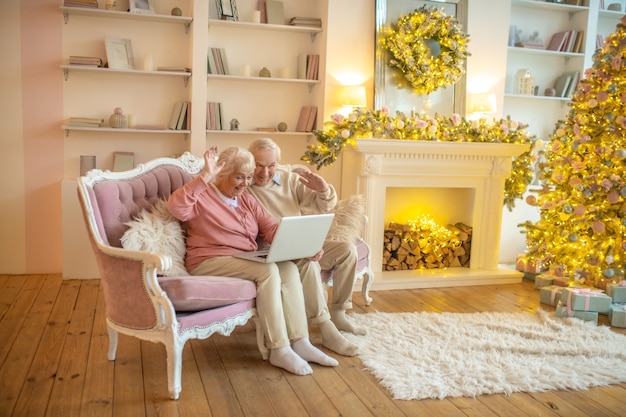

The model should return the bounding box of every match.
[320,320,358,356]
[331,310,367,336]
[291,338,338,367]
[269,346,312,375]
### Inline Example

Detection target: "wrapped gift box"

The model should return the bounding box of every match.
[560,288,611,314]
[609,304,626,328]
[540,285,564,306]
[516,256,547,274]
[552,276,572,287]
[607,283,626,303]
[534,274,554,289]
[555,301,598,324]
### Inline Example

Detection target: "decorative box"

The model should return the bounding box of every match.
[561,289,611,314]
[551,276,572,287]
[607,282,626,303]
[539,285,564,306]
[608,304,626,328]
[516,256,546,274]
[534,274,554,289]
[555,301,598,324]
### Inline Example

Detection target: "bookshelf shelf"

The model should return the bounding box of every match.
[208,19,322,41]
[504,93,570,102]
[60,6,193,33]
[507,46,584,59]
[62,125,190,137]
[510,0,588,14]
[61,65,191,86]
[206,129,312,136]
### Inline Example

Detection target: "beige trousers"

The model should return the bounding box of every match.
[297,239,358,317]
[191,256,308,349]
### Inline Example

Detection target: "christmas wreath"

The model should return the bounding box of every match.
[382,5,471,95]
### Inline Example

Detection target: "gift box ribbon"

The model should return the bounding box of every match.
[565,288,603,311]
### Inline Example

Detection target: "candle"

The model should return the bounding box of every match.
[242,64,250,76]
[280,67,290,78]
[143,54,153,71]
[252,10,261,23]
[127,114,137,128]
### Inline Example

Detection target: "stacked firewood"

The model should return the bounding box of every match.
[382,222,472,270]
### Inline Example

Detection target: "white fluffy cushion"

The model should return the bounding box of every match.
[121,199,189,276]
[326,194,366,243]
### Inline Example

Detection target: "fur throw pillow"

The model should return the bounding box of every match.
[121,199,189,276]
[325,195,366,243]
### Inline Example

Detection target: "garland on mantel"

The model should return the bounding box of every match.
[300,108,538,210]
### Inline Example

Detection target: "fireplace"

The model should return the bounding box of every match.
[341,139,528,290]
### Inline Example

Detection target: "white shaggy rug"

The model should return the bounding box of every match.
[345,310,626,400]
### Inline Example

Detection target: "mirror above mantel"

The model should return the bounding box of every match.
[374,0,468,116]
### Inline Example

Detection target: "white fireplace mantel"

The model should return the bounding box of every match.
[341,139,529,290]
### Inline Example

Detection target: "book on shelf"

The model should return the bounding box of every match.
[515,42,544,49]
[572,31,584,53]
[554,73,572,98]
[168,101,185,130]
[546,31,568,52]
[305,106,317,131]
[257,127,277,132]
[295,106,312,132]
[297,53,308,79]
[597,34,604,49]
[64,0,98,8]
[69,56,103,66]
[67,117,104,127]
[306,54,319,80]
[289,17,322,28]
[266,0,285,25]
[206,102,223,130]
[208,48,229,75]
[258,0,268,23]
[563,71,580,98]
[156,66,191,72]
[175,102,188,130]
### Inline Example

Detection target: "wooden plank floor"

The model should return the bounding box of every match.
[1,273,626,417]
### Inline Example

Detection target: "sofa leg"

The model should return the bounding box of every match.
[361,269,374,306]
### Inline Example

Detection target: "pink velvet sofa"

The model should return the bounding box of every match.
[77,152,373,399]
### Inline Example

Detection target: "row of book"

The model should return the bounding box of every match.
[168,101,190,130]
[289,17,322,28]
[295,105,317,132]
[546,30,585,53]
[66,117,104,127]
[207,47,230,75]
[297,54,319,80]
[553,71,580,98]
[64,0,97,8]
[69,55,103,67]
[206,102,223,130]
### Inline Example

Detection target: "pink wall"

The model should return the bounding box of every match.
[20,0,64,273]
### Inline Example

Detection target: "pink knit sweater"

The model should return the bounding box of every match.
[168,176,278,272]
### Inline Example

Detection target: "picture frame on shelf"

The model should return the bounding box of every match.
[216,0,238,21]
[105,37,135,70]
[130,0,155,14]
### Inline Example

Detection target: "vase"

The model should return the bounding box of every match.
[109,113,128,128]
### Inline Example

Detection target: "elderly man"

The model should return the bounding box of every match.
[247,138,366,355]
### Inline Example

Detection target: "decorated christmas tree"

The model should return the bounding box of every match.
[521,16,626,286]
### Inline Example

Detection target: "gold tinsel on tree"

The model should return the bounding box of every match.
[520,16,626,284]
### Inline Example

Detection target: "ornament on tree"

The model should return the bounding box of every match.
[520,16,626,285]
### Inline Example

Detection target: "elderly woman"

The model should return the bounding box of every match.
[167,146,337,375]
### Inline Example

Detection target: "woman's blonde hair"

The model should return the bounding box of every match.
[217,147,255,178]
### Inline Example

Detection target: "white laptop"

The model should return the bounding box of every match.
[233,213,335,263]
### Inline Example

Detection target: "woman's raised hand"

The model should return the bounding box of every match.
[201,146,224,184]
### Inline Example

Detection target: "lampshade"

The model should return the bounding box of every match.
[340,86,367,107]
[469,93,497,114]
